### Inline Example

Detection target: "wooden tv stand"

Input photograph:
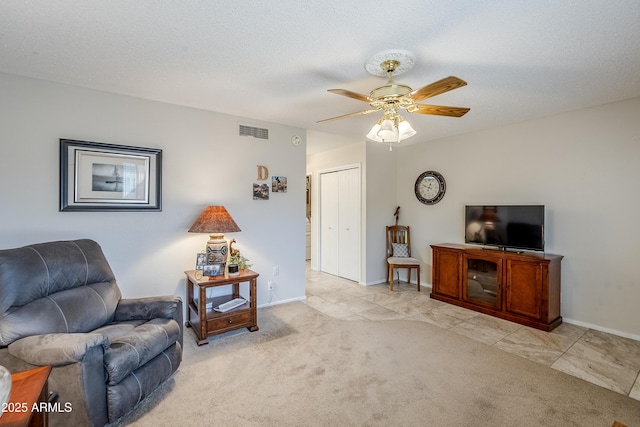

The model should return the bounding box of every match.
[430,244,563,331]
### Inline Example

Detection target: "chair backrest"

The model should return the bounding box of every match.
[386,225,412,258]
[0,239,121,346]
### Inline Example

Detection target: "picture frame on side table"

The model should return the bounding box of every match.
[195,253,208,270]
[60,139,162,211]
[203,263,225,277]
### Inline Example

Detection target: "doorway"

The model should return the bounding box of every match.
[306,174,311,261]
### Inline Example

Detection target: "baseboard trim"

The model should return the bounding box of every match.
[258,295,306,309]
[562,317,640,342]
[363,279,432,290]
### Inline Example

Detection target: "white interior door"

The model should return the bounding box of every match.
[319,166,360,282]
[320,171,339,276]
[338,167,360,281]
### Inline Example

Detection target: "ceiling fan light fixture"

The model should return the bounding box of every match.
[376,119,397,141]
[366,123,381,141]
[366,115,416,148]
[397,117,416,140]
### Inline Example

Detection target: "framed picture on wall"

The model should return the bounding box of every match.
[252,183,269,200]
[272,176,287,193]
[60,139,162,211]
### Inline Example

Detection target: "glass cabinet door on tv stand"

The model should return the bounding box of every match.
[463,254,503,310]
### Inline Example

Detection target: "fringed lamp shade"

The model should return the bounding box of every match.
[188,206,241,264]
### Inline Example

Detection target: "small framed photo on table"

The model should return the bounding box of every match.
[203,263,225,277]
[195,253,208,270]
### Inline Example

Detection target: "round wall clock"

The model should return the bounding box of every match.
[414,171,446,205]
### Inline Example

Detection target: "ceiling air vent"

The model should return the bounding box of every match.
[239,124,269,140]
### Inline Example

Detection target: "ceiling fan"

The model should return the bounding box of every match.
[318,50,469,146]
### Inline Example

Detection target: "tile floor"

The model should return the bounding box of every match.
[303,265,640,401]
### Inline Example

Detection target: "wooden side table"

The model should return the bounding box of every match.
[0,365,51,427]
[185,269,259,345]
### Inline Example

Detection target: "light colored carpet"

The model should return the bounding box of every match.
[116,302,640,427]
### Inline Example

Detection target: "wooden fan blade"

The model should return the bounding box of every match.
[327,89,371,103]
[407,104,470,117]
[317,109,379,123]
[409,76,467,103]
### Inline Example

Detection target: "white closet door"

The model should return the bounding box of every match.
[338,167,360,281]
[320,171,340,276]
[319,167,360,282]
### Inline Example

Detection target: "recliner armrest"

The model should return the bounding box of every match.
[114,295,182,322]
[7,333,108,366]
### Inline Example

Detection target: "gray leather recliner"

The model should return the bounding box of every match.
[0,239,183,426]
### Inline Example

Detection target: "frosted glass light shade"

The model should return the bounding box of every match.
[366,117,416,143]
[397,120,416,140]
[377,119,397,141]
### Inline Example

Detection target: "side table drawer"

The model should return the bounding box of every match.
[208,311,251,331]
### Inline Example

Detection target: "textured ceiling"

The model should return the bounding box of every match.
[1,1,639,154]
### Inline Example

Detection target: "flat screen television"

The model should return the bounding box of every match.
[464,205,545,252]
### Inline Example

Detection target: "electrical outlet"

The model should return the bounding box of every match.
[273,265,279,276]
[267,280,274,290]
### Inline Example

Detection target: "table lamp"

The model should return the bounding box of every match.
[188,206,241,264]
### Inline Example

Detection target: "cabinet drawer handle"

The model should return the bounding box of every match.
[228,320,233,324]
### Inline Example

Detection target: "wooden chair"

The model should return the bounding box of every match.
[386,225,420,291]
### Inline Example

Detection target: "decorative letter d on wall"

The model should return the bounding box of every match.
[257,165,269,180]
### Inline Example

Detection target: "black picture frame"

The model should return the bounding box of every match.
[60,139,162,212]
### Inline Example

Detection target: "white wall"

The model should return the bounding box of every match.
[396,97,640,338]
[364,141,398,285]
[0,73,307,308]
